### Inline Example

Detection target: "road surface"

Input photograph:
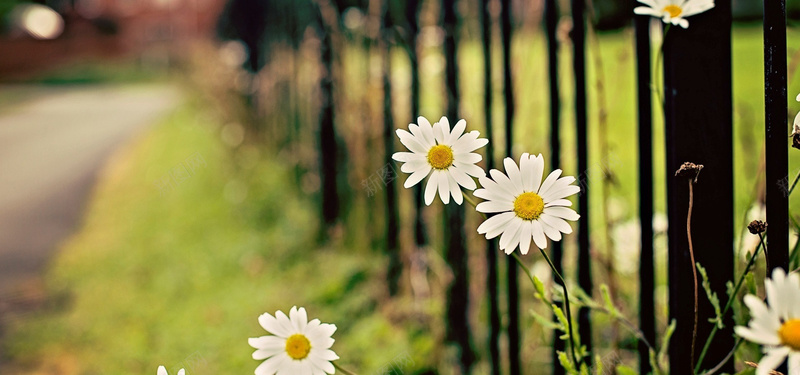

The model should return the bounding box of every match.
[0,84,180,298]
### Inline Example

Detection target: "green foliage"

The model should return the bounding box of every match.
[697,263,724,328]
[615,365,639,375]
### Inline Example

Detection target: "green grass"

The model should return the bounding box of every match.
[2,100,433,374]
[5,24,800,374]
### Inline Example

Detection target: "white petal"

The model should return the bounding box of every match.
[504,157,525,193]
[275,310,296,336]
[448,119,467,144]
[290,306,307,333]
[408,123,434,148]
[477,200,514,213]
[450,168,477,190]
[177,370,185,375]
[249,335,286,351]
[404,164,432,188]
[541,184,581,203]
[456,161,486,178]
[393,152,425,163]
[544,207,580,221]
[438,116,452,142]
[311,348,340,361]
[530,154,545,192]
[476,177,515,201]
[424,172,439,205]
[158,366,168,375]
[541,220,563,242]
[545,199,573,207]
[478,211,516,237]
[499,218,523,252]
[455,152,482,164]
[438,170,451,204]
[490,169,521,197]
[538,169,563,195]
[519,153,534,191]
[756,347,791,375]
[634,6,662,16]
[486,212,518,239]
[397,129,428,154]
[255,353,288,375]
[539,213,574,234]
[734,326,780,346]
[447,172,463,205]
[400,160,427,174]
[532,220,548,249]
[418,116,436,146]
[519,221,533,255]
[259,312,291,338]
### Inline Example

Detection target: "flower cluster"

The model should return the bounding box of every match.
[393,116,581,256]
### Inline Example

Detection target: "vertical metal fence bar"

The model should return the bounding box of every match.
[634,15,655,375]
[764,0,789,273]
[405,0,427,254]
[571,0,593,362]
[500,0,520,373]
[480,0,502,373]
[443,0,474,373]
[381,0,401,297]
[663,4,735,373]
[544,0,564,371]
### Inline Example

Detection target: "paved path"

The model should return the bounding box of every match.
[0,84,180,297]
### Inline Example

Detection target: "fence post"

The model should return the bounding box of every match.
[480,0,502,373]
[500,0,520,373]
[544,0,565,371]
[571,0,593,362]
[663,3,735,373]
[380,0,401,297]
[634,15,655,375]
[442,0,474,372]
[764,0,789,273]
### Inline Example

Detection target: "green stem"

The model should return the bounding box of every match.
[513,251,581,370]
[789,169,800,196]
[652,24,670,109]
[333,362,358,375]
[463,194,480,212]
[693,234,765,373]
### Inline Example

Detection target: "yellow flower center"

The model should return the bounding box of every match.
[662,4,683,18]
[513,192,545,221]
[779,319,800,351]
[427,145,454,170]
[285,334,311,360]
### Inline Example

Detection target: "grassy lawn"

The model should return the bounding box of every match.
[4,24,800,374]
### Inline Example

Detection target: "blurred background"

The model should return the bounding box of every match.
[1,0,800,373]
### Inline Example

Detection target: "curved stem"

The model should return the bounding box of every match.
[694,236,764,373]
[513,251,581,369]
[333,362,358,375]
[687,181,699,374]
[700,338,744,375]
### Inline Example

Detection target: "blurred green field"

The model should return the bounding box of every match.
[4,24,800,374]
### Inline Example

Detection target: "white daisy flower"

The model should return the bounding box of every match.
[393,116,488,205]
[474,153,581,255]
[249,306,339,375]
[735,269,800,375]
[157,366,185,375]
[633,0,714,29]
